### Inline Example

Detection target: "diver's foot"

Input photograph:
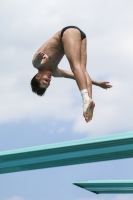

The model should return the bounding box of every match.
[83,99,95,123]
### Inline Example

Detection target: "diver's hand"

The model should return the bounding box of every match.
[36,52,49,60]
[99,81,112,89]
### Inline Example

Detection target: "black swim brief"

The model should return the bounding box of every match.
[61,26,86,40]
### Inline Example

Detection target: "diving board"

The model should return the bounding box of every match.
[73,180,133,194]
[0,132,133,174]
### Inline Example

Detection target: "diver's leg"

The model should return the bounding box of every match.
[62,28,94,122]
[62,28,87,90]
[80,38,95,121]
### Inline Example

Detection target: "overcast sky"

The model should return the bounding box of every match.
[0,0,133,200]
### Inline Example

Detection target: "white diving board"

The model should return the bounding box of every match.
[0,132,133,174]
[73,180,133,194]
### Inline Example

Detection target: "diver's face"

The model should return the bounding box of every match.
[36,71,52,89]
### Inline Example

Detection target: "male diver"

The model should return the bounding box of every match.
[31,26,112,122]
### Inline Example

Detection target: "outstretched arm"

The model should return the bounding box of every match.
[91,79,112,89]
[53,68,112,89]
[52,68,75,79]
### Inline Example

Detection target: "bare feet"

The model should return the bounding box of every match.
[83,99,95,123]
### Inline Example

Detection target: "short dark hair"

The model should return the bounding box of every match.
[30,74,46,96]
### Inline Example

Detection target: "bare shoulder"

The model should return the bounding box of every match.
[52,67,63,77]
